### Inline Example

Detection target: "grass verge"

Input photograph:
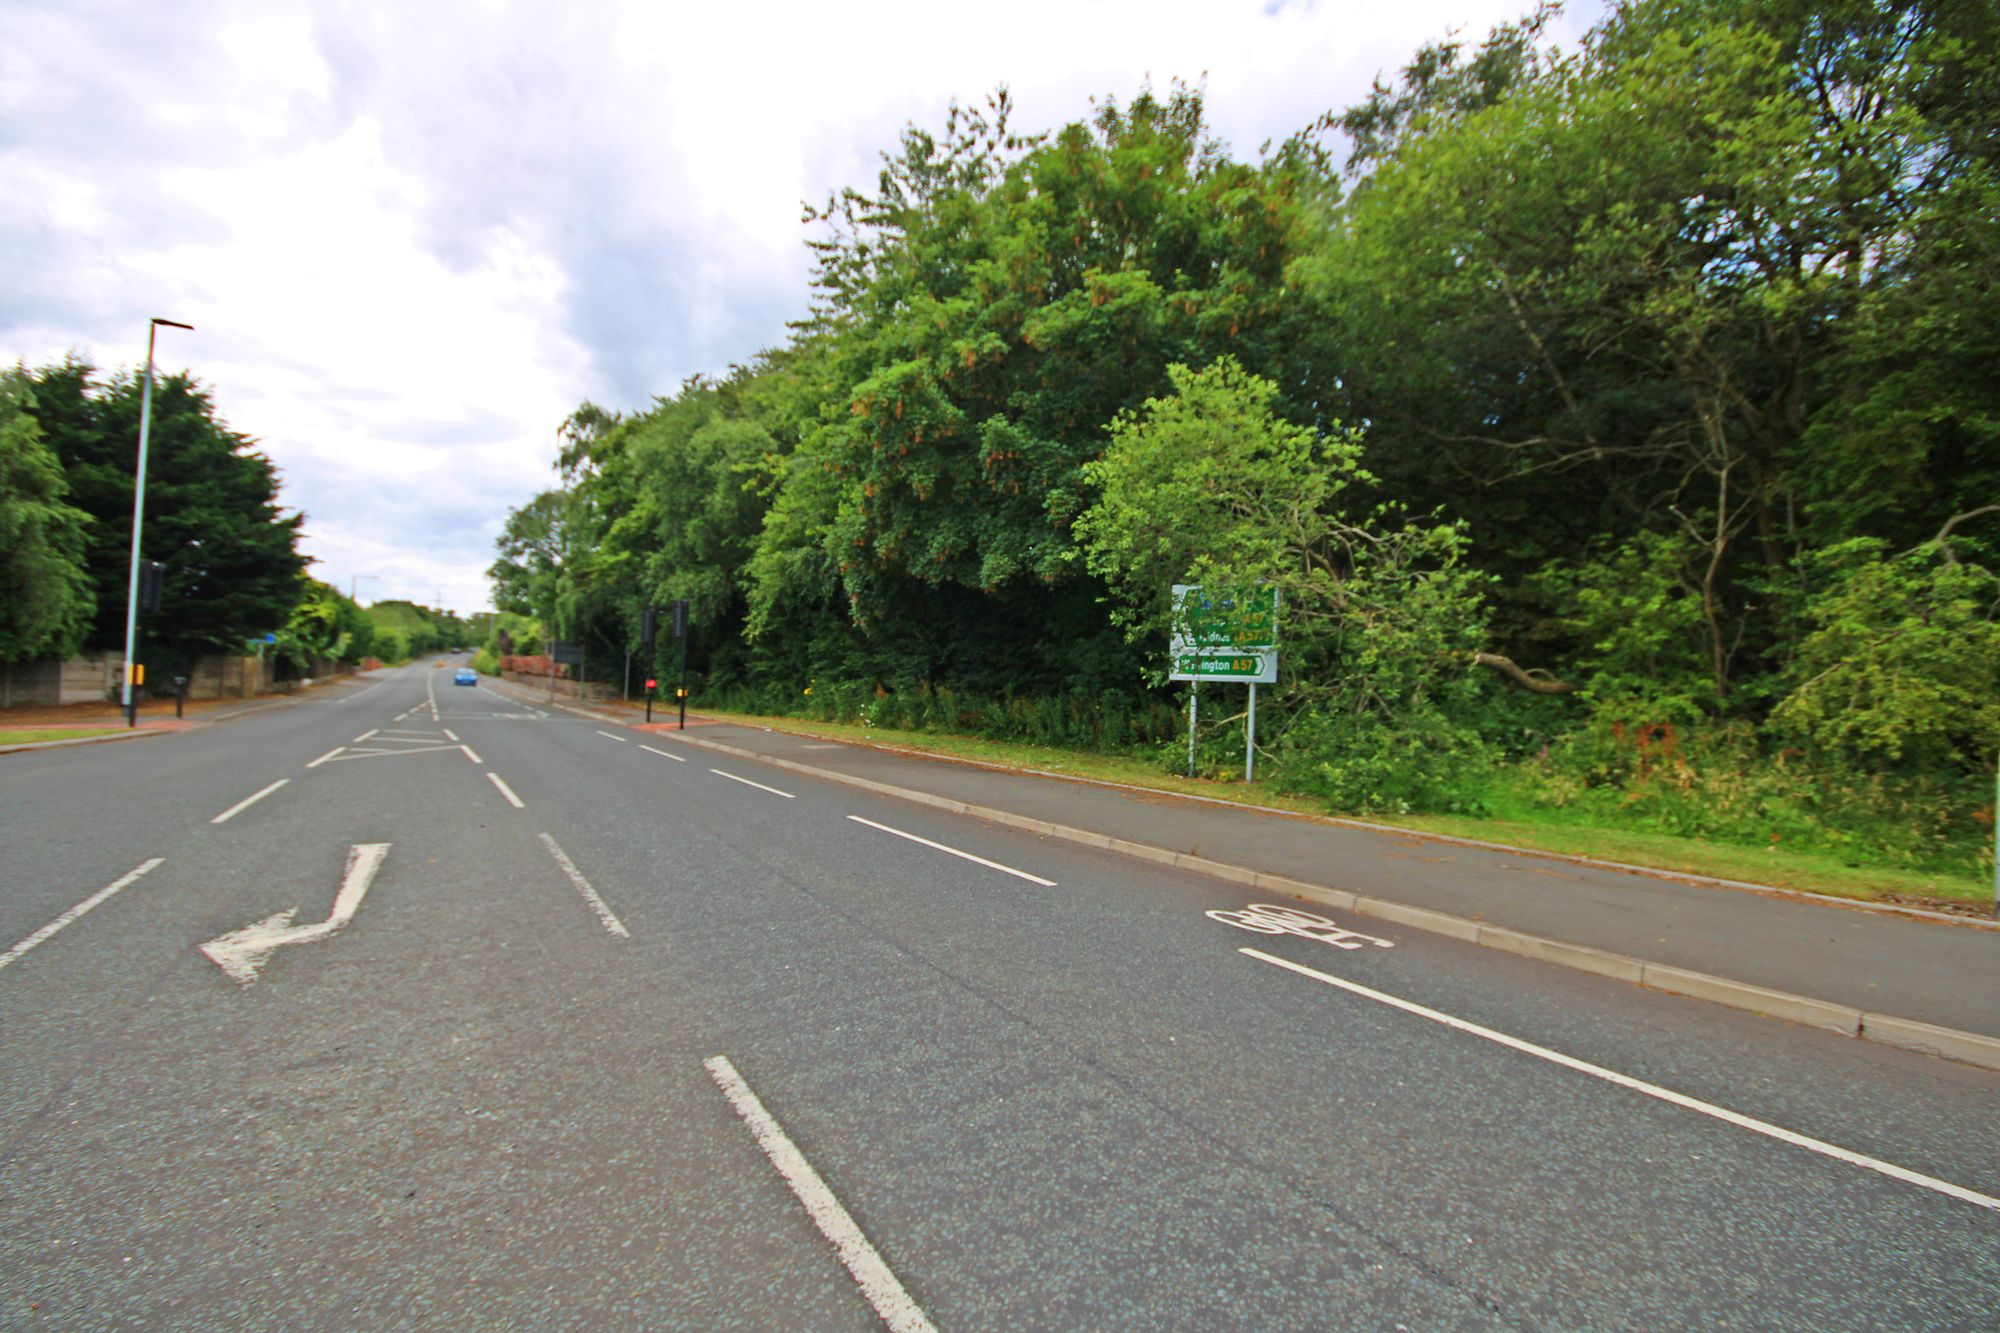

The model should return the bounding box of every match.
[677,705,1994,914]
[0,727,126,746]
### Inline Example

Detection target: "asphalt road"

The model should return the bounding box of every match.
[2,663,1995,1330]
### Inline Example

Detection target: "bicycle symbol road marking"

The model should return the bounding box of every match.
[1205,903,1394,950]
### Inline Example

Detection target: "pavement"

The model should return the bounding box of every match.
[510,682,2000,1067]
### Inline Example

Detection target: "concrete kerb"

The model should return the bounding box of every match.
[623,720,2000,1073]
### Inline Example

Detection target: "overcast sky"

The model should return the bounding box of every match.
[2,0,1601,615]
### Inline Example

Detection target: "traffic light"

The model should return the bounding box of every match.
[672,599,688,640]
[138,561,166,614]
[641,605,658,646]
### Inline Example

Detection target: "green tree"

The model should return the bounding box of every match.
[746,85,1307,694]
[1077,358,1493,809]
[0,369,94,662]
[1771,534,2000,772]
[25,359,307,657]
[279,577,374,669]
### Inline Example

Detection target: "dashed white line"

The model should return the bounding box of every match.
[537,833,629,937]
[0,860,165,974]
[442,728,459,742]
[704,1056,937,1333]
[210,779,290,825]
[1241,947,2000,1215]
[460,744,483,764]
[307,746,345,768]
[596,729,629,743]
[846,815,1057,886]
[639,744,687,763]
[710,768,794,799]
[486,772,525,808]
[353,729,379,743]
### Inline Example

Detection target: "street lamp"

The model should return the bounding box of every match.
[121,317,194,727]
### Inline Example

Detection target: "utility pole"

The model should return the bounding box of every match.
[121,317,194,727]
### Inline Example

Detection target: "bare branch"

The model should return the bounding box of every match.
[1472,652,1578,695]
[1932,505,2000,564]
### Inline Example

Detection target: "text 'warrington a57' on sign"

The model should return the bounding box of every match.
[1169,584,1278,683]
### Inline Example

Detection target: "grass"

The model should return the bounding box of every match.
[671,703,1994,912]
[0,727,126,746]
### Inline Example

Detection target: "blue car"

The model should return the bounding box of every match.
[453,668,477,686]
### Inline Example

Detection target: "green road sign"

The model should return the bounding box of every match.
[1170,584,1278,683]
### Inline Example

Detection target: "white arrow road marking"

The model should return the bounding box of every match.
[200,844,390,985]
[1242,947,2000,1215]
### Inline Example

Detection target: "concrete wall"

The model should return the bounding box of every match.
[0,651,122,707]
[0,650,331,708]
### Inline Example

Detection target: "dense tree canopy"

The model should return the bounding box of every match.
[0,369,94,662]
[23,359,309,661]
[490,0,1996,866]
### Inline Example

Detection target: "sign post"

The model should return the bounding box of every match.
[1168,584,1278,782]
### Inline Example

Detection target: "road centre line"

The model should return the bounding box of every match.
[639,744,687,763]
[1,860,165,975]
[537,833,629,938]
[210,779,290,825]
[596,730,629,743]
[354,728,379,742]
[846,815,1056,886]
[1241,947,2000,1215]
[710,768,794,799]
[703,1056,938,1333]
[307,746,345,768]
[486,772,526,808]
[460,744,483,764]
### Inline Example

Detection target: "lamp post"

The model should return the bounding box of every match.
[121,317,194,727]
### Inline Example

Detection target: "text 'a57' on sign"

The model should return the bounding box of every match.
[1169,584,1278,683]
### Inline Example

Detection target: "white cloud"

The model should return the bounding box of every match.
[1,0,1601,615]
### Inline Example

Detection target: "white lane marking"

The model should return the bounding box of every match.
[711,768,794,799]
[307,746,345,768]
[1208,903,1393,950]
[537,833,630,938]
[1242,948,2000,1215]
[639,744,687,763]
[486,772,526,808]
[846,814,1056,887]
[353,729,379,743]
[596,730,629,743]
[201,844,389,985]
[0,860,164,975]
[442,729,459,742]
[703,1056,937,1333]
[425,668,439,722]
[210,779,290,825]
[460,744,483,764]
